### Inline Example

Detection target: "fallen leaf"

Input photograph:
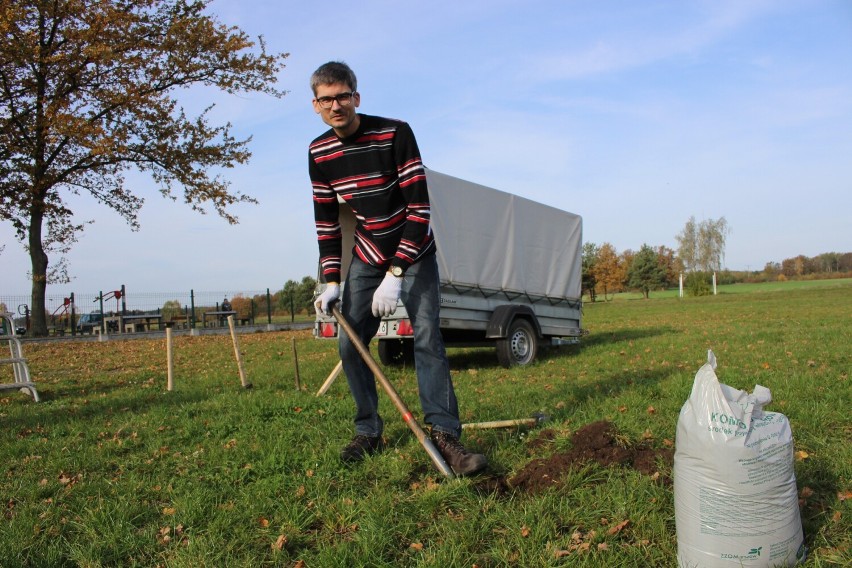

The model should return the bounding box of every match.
[607,519,630,536]
[162,507,176,515]
[520,525,531,538]
[618,405,628,413]
[800,487,814,499]
[831,511,841,522]
[838,491,852,502]
[409,542,424,550]
[273,534,288,550]
[258,517,269,528]
[597,542,609,551]
[795,450,809,461]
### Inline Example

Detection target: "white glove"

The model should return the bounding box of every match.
[314,283,340,315]
[371,272,403,317]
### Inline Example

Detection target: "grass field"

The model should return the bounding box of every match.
[2,281,850,567]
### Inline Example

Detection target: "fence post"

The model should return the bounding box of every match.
[190,290,196,329]
[266,288,272,324]
[70,292,76,337]
[98,292,105,333]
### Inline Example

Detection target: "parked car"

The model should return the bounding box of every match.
[77,312,103,333]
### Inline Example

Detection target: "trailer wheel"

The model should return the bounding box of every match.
[496,318,538,367]
[378,339,414,366]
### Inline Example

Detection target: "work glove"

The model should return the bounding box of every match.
[371,272,403,317]
[314,283,340,316]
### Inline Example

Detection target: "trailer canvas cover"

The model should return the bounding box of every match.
[426,170,582,302]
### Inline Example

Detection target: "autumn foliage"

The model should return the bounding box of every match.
[0,0,288,335]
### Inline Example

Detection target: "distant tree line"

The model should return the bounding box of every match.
[582,215,850,300]
[763,252,852,280]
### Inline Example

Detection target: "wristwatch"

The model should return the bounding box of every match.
[389,265,404,278]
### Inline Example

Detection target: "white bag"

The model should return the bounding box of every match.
[674,351,806,567]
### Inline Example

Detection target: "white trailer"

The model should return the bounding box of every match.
[314,169,585,367]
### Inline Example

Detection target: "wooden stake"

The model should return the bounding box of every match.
[166,328,174,391]
[292,337,301,391]
[227,315,251,388]
[316,360,343,396]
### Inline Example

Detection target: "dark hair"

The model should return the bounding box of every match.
[310,61,357,95]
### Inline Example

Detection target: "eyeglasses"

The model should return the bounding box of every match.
[315,92,356,109]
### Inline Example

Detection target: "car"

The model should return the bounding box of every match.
[77,312,103,333]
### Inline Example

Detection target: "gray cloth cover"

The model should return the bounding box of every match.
[426,170,582,301]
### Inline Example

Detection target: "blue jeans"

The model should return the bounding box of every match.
[339,254,461,438]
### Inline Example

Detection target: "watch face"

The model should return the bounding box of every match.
[391,266,403,277]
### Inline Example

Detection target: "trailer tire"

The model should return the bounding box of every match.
[496,318,538,367]
[378,339,414,366]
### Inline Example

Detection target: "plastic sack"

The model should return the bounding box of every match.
[674,351,806,567]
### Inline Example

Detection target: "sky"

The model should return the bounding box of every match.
[2,0,851,295]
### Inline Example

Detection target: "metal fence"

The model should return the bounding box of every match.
[0,287,302,336]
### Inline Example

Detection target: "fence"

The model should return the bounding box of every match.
[0,287,309,336]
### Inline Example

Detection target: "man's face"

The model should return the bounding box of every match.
[313,82,360,137]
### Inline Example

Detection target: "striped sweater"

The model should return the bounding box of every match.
[309,114,435,283]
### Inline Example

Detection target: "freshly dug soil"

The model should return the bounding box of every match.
[505,420,673,494]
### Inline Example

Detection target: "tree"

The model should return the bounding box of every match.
[655,245,679,288]
[675,216,731,273]
[675,216,698,272]
[627,244,666,299]
[280,276,317,318]
[591,242,624,301]
[582,242,599,302]
[1,0,288,336]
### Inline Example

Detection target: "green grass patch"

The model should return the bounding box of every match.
[2,284,849,566]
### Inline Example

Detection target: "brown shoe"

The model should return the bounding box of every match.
[340,434,384,464]
[430,430,488,476]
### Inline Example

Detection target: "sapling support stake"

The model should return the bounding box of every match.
[227,315,252,389]
[316,360,343,396]
[330,303,455,479]
[292,337,301,391]
[166,328,174,391]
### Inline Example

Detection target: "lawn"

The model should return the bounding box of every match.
[1,283,849,567]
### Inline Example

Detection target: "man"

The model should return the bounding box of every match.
[309,61,487,476]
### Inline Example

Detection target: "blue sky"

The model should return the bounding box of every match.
[2,0,851,294]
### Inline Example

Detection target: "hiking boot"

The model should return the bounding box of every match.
[430,430,488,476]
[340,434,384,464]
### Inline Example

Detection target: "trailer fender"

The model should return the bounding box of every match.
[485,305,542,339]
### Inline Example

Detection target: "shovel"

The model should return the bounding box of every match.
[330,304,455,479]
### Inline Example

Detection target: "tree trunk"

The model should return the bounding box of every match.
[28,205,49,337]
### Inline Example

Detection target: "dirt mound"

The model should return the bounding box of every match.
[507,420,673,494]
